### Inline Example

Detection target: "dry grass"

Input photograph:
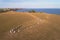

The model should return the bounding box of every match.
[0,11,60,40]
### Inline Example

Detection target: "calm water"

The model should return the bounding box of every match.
[16,8,60,14]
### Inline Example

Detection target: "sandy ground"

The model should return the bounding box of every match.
[0,11,60,40]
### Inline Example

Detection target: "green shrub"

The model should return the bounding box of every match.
[40,12,44,13]
[29,10,36,13]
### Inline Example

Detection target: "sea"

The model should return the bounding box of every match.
[16,8,60,14]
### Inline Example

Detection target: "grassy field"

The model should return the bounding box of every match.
[0,11,60,40]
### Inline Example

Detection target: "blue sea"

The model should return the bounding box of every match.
[16,8,60,14]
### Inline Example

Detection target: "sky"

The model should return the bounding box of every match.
[0,0,60,8]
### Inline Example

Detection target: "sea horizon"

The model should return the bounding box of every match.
[16,8,60,14]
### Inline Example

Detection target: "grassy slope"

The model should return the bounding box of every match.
[0,12,37,40]
[0,12,60,40]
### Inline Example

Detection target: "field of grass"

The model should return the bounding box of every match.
[0,11,60,40]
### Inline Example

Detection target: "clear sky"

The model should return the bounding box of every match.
[0,0,60,8]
